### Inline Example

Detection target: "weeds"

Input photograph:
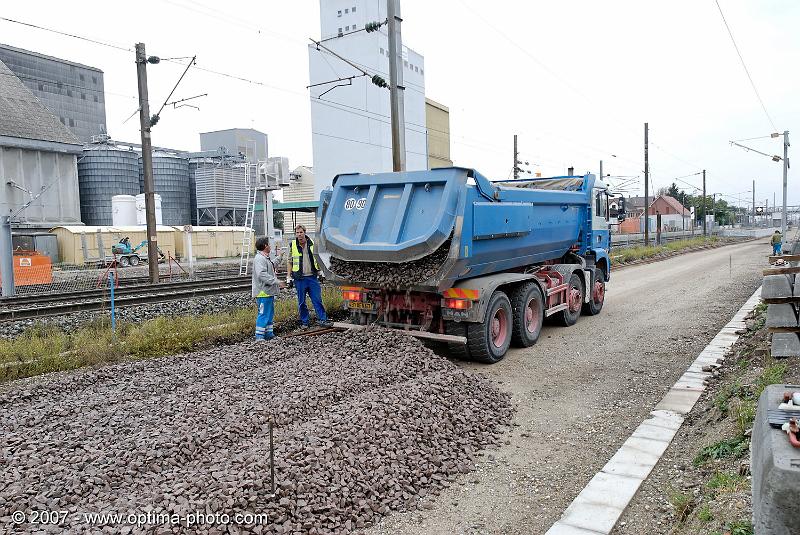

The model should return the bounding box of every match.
[667,488,693,522]
[732,398,757,436]
[714,379,744,414]
[697,504,714,522]
[707,471,747,493]
[726,520,754,535]
[755,361,787,398]
[693,435,749,466]
[613,237,721,264]
[0,287,345,383]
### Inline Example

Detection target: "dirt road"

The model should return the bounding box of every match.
[370,238,769,535]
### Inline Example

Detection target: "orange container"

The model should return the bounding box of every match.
[12,252,53,285]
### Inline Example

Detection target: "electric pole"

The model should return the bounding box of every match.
[752,179,755,227]
[387,0,406,172]
[599,160,603,183]
[782,131,790,236]
[644,122,649,247]
[513,134,519,180]
[702,170,707,236]
[135,43,160,283]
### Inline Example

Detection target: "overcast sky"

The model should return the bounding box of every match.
[1,0,797,207]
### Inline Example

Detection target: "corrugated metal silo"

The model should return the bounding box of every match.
[77,142,140,225]
[140,152,191,226]
[192,156,250,226]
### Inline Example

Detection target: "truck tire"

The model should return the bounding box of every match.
[129,255,140,267]
[119,256,130,267]
[466,291,512,364]
[445,321,470,360]
[510,282,544,347]
[554,273,583,327]
[582,268,605,316]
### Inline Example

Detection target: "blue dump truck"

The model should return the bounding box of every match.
[317,167,611,363]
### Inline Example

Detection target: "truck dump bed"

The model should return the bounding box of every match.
[317,167,594,291]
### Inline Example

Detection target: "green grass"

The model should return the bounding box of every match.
[714,379,744,414]
[726,520,754,535]
[707,471,747,493]
[697,504,714,522]
[667,487,693,522]
[613,236,721,264]
[733,398,757,436]
[755,361,787,397]
[693,435,750,466]
[0,286,343,382]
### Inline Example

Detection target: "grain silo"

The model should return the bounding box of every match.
[77,140,140,225]
[140,152,191,226]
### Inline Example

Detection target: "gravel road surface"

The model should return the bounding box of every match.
[369,237,768,535]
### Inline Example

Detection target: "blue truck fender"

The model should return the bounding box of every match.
[591,248,611,282]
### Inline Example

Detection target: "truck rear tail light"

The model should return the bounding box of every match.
[444,298,472,310]
[341,288,364,301]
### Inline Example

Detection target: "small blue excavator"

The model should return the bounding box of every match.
[111,237,165,267]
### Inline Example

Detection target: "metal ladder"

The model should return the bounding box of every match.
[239,163,259,276]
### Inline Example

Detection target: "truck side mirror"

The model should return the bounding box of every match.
[617,214,626,222]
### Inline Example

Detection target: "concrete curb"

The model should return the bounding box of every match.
[545,285,763,535]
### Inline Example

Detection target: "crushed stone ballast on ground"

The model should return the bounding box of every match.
[0,328,512,534]
[329,240,451,288]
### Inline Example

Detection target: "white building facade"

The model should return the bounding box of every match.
[308,0,427,196]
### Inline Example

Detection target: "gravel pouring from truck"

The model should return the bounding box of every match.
[316,167,611,363]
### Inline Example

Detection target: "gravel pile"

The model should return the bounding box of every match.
[0,329,512,534]
[330,241,451,288]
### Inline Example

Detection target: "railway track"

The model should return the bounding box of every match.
[0,276,252,322]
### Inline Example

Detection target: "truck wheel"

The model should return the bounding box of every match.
[554,273,583,327]
[119,256,130,267]
[445,321,470,360]
[582,268,605,316]
[467,291,512,364]
[129,255,140,266]
[510,282,544,347]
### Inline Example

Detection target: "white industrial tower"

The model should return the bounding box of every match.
[308,0,427,196]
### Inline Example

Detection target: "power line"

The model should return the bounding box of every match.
[312,130,427,158]
[0,16,132,52]
[713,0,777,131]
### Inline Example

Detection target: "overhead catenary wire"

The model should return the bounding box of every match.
[713,0,778,132]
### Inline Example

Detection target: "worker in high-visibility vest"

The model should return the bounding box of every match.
[286,224,331,328]
[252,236,279,340]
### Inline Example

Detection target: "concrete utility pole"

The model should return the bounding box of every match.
[513,134,519,180]
[752,180,756,227]
[782,131,790,236]
[644,122,649,247]
[702,170,707,236]
[0,217,13,297]
[135,43,160,283]
[387,0,406,172]
[599,160,603,183]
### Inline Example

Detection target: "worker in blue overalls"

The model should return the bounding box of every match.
[252,236,279,341]
[286,224,331,328]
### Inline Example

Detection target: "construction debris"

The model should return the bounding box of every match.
[0,328,512,534]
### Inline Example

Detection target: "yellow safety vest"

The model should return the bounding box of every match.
[290,240,319,274]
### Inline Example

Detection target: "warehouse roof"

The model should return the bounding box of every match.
[0,43,103,73]
[0,58,81,148]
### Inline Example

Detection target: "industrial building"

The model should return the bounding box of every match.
[0,57,83,230]
[277,165,318,237]
[0,43,107,142]
[425,98,452,169]
[78,138,141,226]
[200,128,268,162]
[308,0,428,196]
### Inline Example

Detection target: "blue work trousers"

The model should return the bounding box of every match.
[773,242,782,255]
[255,296,275,340]
[294,275,327,326]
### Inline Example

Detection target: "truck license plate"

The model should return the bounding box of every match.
[349,301,375,311]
